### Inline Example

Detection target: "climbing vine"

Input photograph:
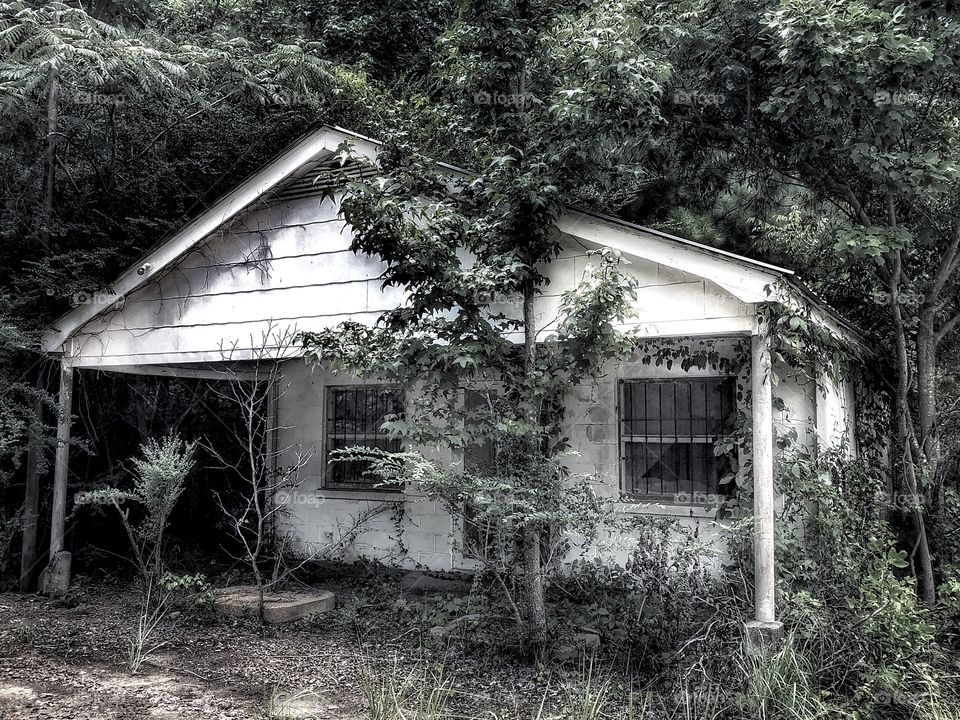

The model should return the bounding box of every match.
[635,336,750,375]
[761,281,867,386]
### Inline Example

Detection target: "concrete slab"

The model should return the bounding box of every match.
[215,586,335,624]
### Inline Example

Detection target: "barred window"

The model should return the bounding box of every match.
[324,385,403,489]
[619,378,736,502]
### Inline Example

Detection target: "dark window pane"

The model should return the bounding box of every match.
[675,381,692,436]
[622,382,634,436]
[645,382,661,436]
[620,377,735,502]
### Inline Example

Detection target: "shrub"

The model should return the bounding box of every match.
[75,434,198,587]
[755,447,958,719]
[74,434,202,673]
[547,518,746,674]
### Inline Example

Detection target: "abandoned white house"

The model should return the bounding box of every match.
[41,125,865,636]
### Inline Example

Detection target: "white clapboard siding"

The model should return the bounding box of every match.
[67,192,754,367]
[113,251,385,304]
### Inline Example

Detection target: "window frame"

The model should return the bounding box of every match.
[617,376,736,505]
[322,383,404,492]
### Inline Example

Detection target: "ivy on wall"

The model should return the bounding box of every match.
[626,287,891,553]
[761,281,867,386]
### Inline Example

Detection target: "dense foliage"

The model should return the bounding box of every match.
[1,0,960,714]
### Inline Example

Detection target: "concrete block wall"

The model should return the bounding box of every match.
[275,361,460,570]
[275,337,838,573]
[559,339,749,569]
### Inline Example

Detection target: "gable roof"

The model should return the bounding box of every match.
[41,124,855,353]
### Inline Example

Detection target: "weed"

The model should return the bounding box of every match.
[356,653,457,720]
[563,656,611,720]
[736,632,837,720]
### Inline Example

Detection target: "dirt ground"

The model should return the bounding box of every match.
[0,587,359,719]
[0,578,555,720]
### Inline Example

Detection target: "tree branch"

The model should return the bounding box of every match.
[926,222,960,316]
[936,310,960,345]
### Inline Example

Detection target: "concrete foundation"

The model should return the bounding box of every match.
[744,619,785,653]
[215,586,335,624]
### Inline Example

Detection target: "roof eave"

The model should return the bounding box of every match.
[42,125,357,353]
[42,125,864,357]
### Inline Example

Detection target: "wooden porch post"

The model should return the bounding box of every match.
[746,317,783,644]
[41,359,73,595]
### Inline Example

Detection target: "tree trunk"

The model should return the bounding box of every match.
[19,384,45,591]
[916,313,941,498]
[40,71,59,251]
[890,250,936,603]
[521,282,547,653]
[902,441,936,604]
[521,526,547,651]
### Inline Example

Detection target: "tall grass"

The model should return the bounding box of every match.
[736,632,837,720]
[563,656,612,720]
[261,684,320,720]
[357,635,959,720]
[357,655,454,720]
[674,680,724,720]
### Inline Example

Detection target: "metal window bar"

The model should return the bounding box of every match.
[326,385,402,488]
[619,377,735,502]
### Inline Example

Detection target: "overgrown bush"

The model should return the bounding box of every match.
[934,572,960,649]
[548,518,745,673]
[928,488,960,579]
[75,434,208,673]
[736,448,960,719]
[541,447,960,717]
[312,439,960,719]
[75,434,199,587]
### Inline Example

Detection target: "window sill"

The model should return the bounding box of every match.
[318,487,406,502]
[615,501,720,519]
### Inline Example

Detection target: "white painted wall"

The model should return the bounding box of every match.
[816,374,857,456]
[58,184,853,572]
[274,361,454,569]
[274,342,829,573]
[69,195,400,366]
[65,192,755,368]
